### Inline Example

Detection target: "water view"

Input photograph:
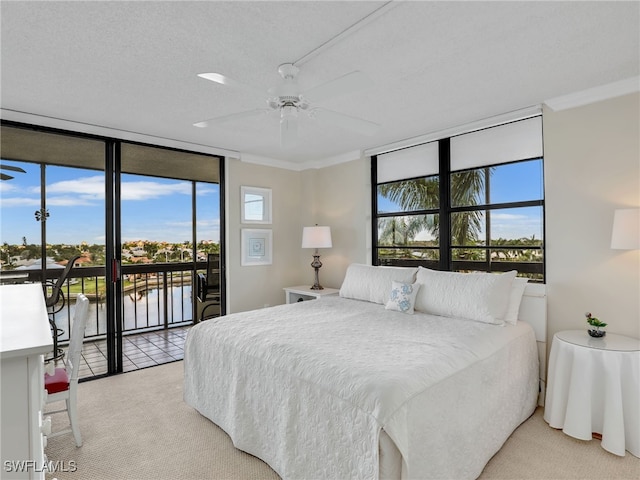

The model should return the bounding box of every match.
[50,284,194,342]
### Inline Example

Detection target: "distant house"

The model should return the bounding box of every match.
[130,246,147,257]
[15,257,64,270]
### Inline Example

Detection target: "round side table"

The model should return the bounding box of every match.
[544,330,640,457]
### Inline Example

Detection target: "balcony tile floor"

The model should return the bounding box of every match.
[59,325,191,379]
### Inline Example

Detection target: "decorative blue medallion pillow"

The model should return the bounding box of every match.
[385,281,421,314]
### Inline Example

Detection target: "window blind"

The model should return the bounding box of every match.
[450,116,542,172]
[376,141,439,183]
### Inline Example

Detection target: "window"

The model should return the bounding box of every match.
[0,121,225,378]
[376,177,440,267]
[449,160,544,278]
[373,116,545,281]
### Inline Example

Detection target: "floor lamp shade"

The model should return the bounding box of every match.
[611,208,640,250]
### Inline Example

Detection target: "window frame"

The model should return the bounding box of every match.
[372,130,545,281]
[0,119,226,376]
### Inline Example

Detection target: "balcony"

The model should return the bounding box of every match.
[74,325,190,377]
[1,262,218,379]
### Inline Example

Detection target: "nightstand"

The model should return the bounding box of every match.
[283,285,339,304]
[544,330,640,457]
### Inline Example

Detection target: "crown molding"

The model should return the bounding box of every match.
[544,76,640,112]
[364,105,542,157]
[301,150,363,170]
[240,150,363,171]
[239,153,307,171]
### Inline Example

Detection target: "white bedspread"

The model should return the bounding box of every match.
[184,296,538,479]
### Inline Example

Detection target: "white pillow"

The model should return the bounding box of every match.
[339,263,418,305]
[503,277,529,325]
[385,281,421,314]
[414,267,517,325]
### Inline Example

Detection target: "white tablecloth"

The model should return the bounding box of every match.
[544,330,640,457]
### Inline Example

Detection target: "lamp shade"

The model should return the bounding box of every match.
[302,226,332,249]
[611,208,640,250]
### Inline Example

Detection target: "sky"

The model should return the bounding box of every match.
[377,159,544,241]
[0,162,220,245]
[1,158,541,246]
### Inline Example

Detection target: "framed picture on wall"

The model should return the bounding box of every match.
[241,228,273,266]
[241,186,272,224]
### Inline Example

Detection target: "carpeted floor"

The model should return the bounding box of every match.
[45,360,639,480]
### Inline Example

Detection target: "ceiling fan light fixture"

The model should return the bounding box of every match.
[195,63,376,144]
[281,104,298,119]
[280,113,298,149]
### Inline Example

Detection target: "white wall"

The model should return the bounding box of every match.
[227,94,639,348]
[544,93,640,341]
[302,94,640,344]
[225,155,371,313]
[226,158,305,313]
[299,157,371,289]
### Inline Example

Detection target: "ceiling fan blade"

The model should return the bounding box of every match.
[311,108,380,136]
[194,109,271,128]
[303,71,373,103]
[0,164,26,173]
[280,114,298,149]
[1,173,14,181]
[197,73,265,98]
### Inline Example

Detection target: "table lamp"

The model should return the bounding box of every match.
[301,226,332,290]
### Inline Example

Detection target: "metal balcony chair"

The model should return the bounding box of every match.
[44,254,82,363]
[44,293,90,447]
[196,253,220,322]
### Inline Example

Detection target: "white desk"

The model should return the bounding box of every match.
[544,330,640,457]
[1,284,52,479]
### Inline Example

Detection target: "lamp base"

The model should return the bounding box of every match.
[310,254,323,290]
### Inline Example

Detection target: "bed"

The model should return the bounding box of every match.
[184,264,546,479]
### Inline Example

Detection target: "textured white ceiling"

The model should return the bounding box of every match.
[1,1,638,166]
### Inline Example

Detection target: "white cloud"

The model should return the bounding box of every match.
[47,175,104,199]
[196,185,217,195]
[0,182,19,194]
[121,180,191,201]
[46,175,192,201]
[47,195,99,207]
[0,197,40,207]
[0,181,40,207]
[196,219,221,228]
[491,212,528,221]
[3,176,193,207]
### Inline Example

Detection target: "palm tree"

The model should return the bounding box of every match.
[378,178,437,247]
[449,169,487,245]
[378,169,489,246]
[378,177,439,212]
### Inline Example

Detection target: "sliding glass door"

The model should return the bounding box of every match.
[116,142,223,372]
[0,125,110,376]
[0,122,224,378]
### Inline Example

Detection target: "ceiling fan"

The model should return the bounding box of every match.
[0,164,26,181]
[194,63,380,148]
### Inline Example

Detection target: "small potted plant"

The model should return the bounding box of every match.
[586,312,607,338]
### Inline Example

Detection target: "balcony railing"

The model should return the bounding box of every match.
[0,262,208,344]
